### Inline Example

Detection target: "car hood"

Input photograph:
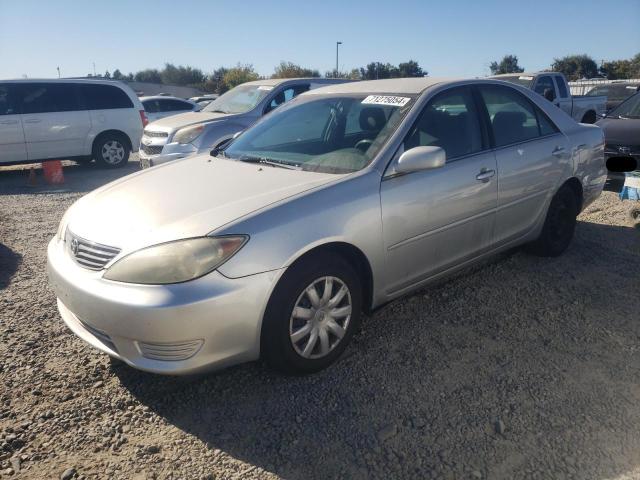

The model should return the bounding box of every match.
[597,117,640,145]
[67,156,340,253]
[145,111,241,133]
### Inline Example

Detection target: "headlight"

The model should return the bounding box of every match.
[174,124,204,144]
[103,236,248,284]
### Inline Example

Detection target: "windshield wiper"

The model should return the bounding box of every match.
[239,156,301,170]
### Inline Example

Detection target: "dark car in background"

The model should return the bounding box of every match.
[587,82,640,112]
[597,91,640,173]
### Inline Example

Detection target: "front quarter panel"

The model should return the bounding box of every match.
[215,171,386,304]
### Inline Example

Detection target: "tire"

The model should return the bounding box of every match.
[528,185,579,257]
[261,253,362,374]
[581,110,596,124]
[93,133,130,168]
[629,206,640,228]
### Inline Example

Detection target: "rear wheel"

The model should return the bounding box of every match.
[94,133,130,168]
[261,253,362,374]
[528,185,579,257]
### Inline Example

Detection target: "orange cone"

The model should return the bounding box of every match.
[43,160,64,185]
[27,166,38,187]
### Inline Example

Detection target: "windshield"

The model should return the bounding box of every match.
[495,75,535,88]
[203,84,272,114]
[223,94,415,174]
[608,92,640,119]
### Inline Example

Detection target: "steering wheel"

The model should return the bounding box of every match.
[354,139,373,152]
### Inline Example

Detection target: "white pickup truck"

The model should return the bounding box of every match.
[491,72,606,124]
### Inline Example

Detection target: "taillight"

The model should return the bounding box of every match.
[139,110,148,127]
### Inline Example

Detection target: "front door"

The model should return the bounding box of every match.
[0,83,27,163]
[380,86,498,295]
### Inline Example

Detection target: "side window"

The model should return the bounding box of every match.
[536,108,559,136]
[554,76,568,98]
[534,76,556,100]
[81,84,134,110]
[21,83,81,114]
[0,84,18,115]
[265,85,309,113]
[404,87,483,160]
[162,99,194,112]
[479,85,543,147]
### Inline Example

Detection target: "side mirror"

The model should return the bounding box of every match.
[543,88,555,102]
[396,146,446,174]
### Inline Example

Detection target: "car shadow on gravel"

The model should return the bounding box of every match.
[114,220,640,480]
[0,160,140,196]
[0,243,22,289]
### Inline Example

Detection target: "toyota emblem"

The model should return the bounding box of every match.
[71,238,79,255]
[618,146,631,154]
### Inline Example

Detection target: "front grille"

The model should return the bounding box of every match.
[142,144,163,155]
[66,230,120,270]
[78,318,117,352]
[138,340,204,361]
[143,130,168,138]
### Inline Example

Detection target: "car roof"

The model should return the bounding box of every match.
[490,72,560,78]
[304,77,459,95]
[0,78,129,86]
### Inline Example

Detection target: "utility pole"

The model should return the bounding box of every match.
[336,41,342,78]
[56,67,60,78]
[93,62,96,76]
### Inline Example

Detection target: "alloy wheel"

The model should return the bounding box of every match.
[102,140,125,165]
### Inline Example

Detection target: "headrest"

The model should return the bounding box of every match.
[359,107,386,131]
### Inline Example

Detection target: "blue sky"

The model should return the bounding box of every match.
[1,0,638,79]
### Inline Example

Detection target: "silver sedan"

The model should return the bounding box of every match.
[47,77,606,375]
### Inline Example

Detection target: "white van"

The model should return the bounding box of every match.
[0,79,146,168]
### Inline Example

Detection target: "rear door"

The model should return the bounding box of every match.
[380,86,497,294]
[478,84,569,244]
[20,83,90,160]
[0,83,27,163]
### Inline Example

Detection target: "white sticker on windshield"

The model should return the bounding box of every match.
[362,95,410,107]
[518,76,534,80]
[257,85,274,91]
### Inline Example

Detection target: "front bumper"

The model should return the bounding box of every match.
[47,237,282,375]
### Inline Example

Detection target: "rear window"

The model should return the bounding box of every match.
[159,99,193,112]
[80,84,134,110]
[20,83,82,114]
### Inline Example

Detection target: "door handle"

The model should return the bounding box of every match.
[476,169,495,182]
[552,146,565,157]
[24,118,42,124]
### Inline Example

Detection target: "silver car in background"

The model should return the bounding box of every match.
[47,77,606,375]
[138,78,351,168]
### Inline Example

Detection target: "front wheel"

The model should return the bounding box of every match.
[629,206,640,228]
[527,185,579,257]
[261,254,362,374]
[94,134,130,168]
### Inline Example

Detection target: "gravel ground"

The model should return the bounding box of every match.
[1,159,640,480]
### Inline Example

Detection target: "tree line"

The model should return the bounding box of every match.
[90,60,427,94]
[93,53,640,94]
[490,53,640,81]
